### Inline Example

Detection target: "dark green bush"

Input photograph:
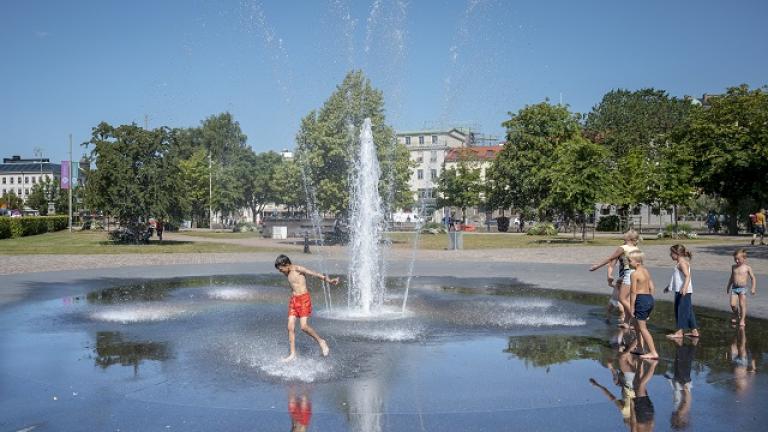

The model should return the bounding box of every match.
[597,215,621,232]
[0,216,69,239]
[0,218,11,239]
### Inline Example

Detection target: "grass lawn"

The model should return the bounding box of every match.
[0,230,285,255]
[386,232,737,250]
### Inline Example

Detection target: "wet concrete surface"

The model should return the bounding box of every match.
[1,274,766,431]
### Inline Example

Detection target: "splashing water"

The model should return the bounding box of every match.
[347,118,385,314]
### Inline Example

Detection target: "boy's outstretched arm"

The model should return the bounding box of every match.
[295,265,340,285]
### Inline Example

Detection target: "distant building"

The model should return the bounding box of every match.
[0,155,61,200]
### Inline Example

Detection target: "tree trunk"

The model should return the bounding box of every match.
[581,213,587,241]
[728,203,739,235]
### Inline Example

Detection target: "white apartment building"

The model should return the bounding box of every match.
[396,129,471,214]
[0,156,61,201]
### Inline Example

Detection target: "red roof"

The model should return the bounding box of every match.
[444,145,503,162]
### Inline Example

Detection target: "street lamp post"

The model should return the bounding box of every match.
[209,153,213,230]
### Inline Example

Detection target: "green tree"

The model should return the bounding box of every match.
[177,148,210,227]
[584,88,693,219]
[0,191,24,211]
[436,153,483,221]
[677,84,768,234]
[487,101,581,219]
[271,158,306,215]
[296,70,412,214]
[84,122,187,236]
[544,136,611,240]
[242,150,284,220]
[26,176,61,215]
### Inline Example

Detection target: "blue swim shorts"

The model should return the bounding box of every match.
[731,286,747,295]
[634,294,654,321]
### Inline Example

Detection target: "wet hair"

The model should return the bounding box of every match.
[733,248,747,258]
[670,244,692,260]
[275,254,291,268]
[624,229,639,243]
[628,250,644,264]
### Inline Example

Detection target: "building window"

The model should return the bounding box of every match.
[1,189,5,195]
[25,177,29,184]
[405,137,411,145]
[24,188,29,195]
[32,177,36,184]
[418,136,424,145]
[417,169,423,180]
[17,188,22,195]
[431,169,438,180]
[10,177,14,184]
[2,177,5,184]
[416,152,424,163]
[430,150,437,162]
[17,176,21,183]
[432,135,438,144]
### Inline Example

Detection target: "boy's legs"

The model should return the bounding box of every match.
[299,317,330,356]
[636,320,658,359]
[618,283,632,328]
[283,315,298,361]
[730,293,740,324]
[738,293,747,327]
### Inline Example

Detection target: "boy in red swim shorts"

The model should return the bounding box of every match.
[275,254,339,361]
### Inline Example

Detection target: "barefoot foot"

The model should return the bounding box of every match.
[319,339,330,357]
[640,353,659,360]
[666,332,684,339]
[281,353,297,362]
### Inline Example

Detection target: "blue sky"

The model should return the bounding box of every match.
[1,0,766,163]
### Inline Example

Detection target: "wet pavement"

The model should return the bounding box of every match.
[1,275,766,431]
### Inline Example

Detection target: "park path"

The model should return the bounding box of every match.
[0,232,765,276]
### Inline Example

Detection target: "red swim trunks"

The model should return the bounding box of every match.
[288,292,312,317]
[288,399,312,426]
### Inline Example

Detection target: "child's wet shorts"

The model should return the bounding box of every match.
[731,286,747,295]
[634,294,654,321]
[288,292,313,317]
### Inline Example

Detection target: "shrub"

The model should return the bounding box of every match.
[421,222,446,234]
[233,221,259,232]
[597,215,621,232]
[527,223,558,236]
[665,223,693,234]
[0,218,10,239]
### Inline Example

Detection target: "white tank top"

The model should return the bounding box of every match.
[669,264,693,293]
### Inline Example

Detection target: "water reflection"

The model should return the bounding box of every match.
[93,331,171,375]
[287,385,313,432]
[666,338,696,430]
[730,327,757,395]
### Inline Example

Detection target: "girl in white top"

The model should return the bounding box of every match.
[665,244,700,338]
[590,229,640,328]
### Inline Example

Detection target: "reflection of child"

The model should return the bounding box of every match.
[288,385,312,432]
[628,250,659,360]
[275,254,339,361]
[726,249,757,327]
[631,357,657,432]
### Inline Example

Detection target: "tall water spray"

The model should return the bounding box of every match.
[348,118,385,314]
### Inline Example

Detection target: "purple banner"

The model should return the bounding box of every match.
[60,160,70,189]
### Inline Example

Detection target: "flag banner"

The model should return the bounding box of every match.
[70,161,78,186]
[61,160,70,189]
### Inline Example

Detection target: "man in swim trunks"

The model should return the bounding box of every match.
[726,249,757,327]
[275,254,339,361]
[751,208,766,245]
